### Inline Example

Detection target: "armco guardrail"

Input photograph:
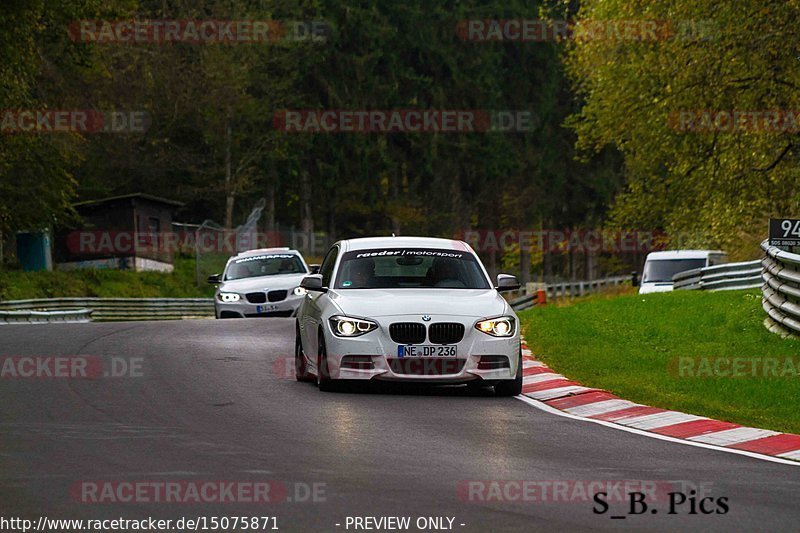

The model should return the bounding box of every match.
[509,275,630,311]
[0,308,93,324]
[761,241,800,337]
[0,298,214,322]
[546,275,629,301]
[673,260,762,291]
[509,290,545,312]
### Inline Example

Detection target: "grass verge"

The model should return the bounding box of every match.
[0,257,214,300]
[518,289,800,434]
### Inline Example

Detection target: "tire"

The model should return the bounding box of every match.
[295,323,313,382]
[495,348,523,397]
[316,330,336,392]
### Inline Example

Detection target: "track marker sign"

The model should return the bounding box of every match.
[769,218,800,247]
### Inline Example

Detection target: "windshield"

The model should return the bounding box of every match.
[225,254,306,280]
[335,248,490,289]
[643,258,707,283]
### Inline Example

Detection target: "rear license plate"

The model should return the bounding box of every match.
[397,345,457,358]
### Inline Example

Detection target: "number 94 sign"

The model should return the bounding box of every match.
[769,218,800,247]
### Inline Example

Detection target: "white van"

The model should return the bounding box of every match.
[639,250,728,294]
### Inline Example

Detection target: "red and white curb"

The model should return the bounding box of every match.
[517,340,800,466]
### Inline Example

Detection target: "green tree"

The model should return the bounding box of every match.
[565,0,800,258]
[0,0,111,235]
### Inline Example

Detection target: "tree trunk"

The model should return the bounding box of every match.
[327,206,336,246]
[266,181,275,233]
[224,123,234,229]
[390,166,400,234]
[543,220,553,283]
[569,236,576,281]
[487,249,498,282]
[520,246,531,285]
[300,169,313,235]
[450,173,467,234]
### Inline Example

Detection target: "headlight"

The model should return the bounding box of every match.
[329,315,378,337]
[475,316,515,337]
[219,292,240,303]
[293,286,307,296]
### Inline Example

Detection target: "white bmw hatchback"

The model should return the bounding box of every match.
[209,248,317,319]
[295,236,523,395]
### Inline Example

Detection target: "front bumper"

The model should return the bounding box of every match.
[215,293,304,318]
[323,315,520,383]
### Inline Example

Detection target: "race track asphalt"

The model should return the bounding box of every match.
[0,319,798,532]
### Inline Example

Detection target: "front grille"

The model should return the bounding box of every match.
[389,359,466,375]
[389,323,426,344]
[428,323,465,344]
[245,292,266,304]
[268,290,288,302]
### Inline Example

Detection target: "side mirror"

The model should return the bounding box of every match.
[309,264,321,274]
[300,274,325,292]
[207,274,222,285]
[496,274,521,292]
[631,271,640,287]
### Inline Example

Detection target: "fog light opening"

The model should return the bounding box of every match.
[477,355,510,370]
[341,355,375,370]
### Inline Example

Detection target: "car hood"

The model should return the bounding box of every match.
[219,273,307,293]
[328,289,509,318]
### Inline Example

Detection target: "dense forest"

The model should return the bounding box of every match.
[1,0,796,271]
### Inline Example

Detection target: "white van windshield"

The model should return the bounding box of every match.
[643,259,707,283]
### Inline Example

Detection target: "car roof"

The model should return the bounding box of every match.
[340,236,474,253]
[645,250,726,260]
